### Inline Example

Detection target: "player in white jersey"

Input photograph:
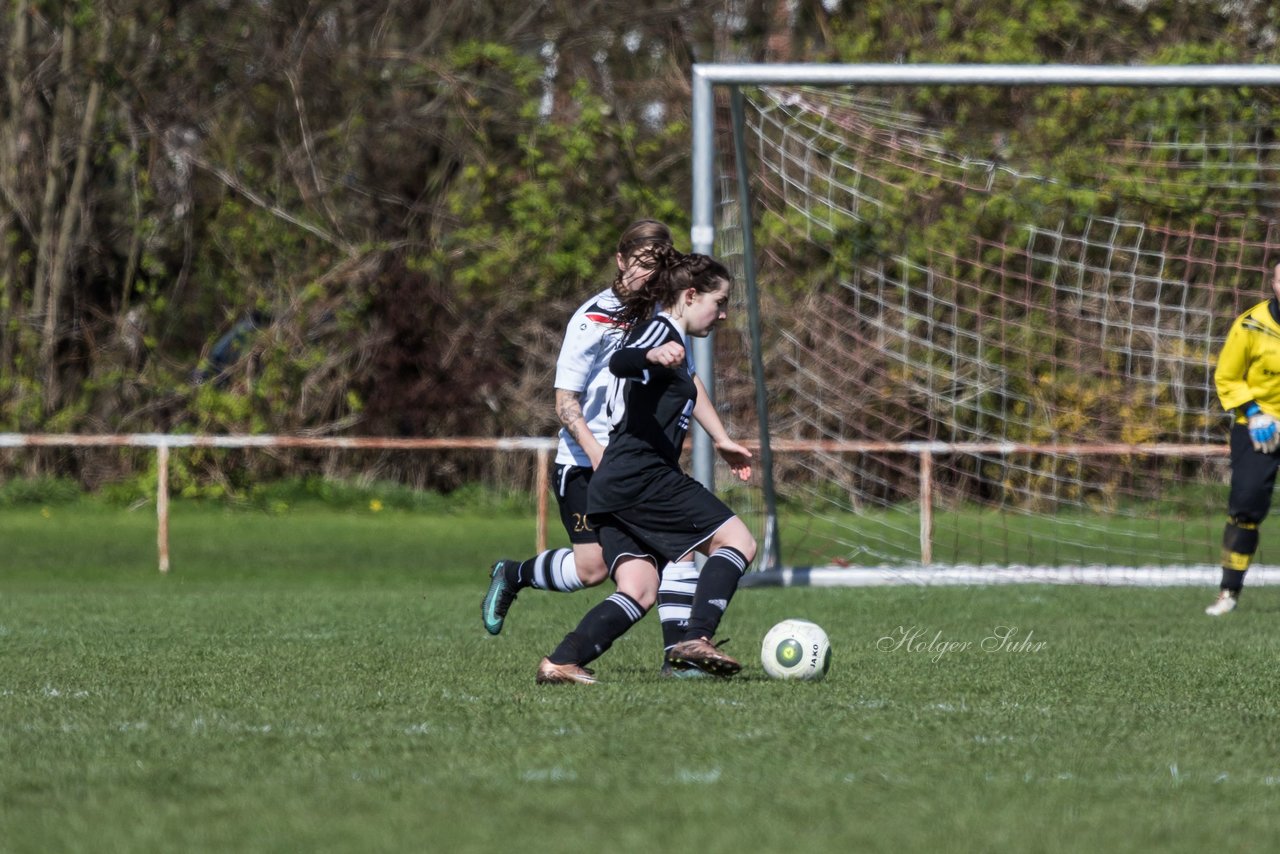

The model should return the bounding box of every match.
[482,221,751,676]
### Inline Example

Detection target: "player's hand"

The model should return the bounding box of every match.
[715,439,753,482]
[1247,404,1280,453]
[645,341,685,367]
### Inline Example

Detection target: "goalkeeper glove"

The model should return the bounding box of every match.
[1246,403,1280,454]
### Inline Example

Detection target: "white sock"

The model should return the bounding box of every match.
[530,548,585,592]
[657,560,698,651]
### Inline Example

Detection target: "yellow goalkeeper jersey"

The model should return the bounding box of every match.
[1215,298,1280,422]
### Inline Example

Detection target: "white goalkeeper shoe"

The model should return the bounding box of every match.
[1205,590,1239,617]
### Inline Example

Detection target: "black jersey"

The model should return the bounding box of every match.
[587,314,696,513]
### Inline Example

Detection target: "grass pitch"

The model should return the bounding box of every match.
[4,502,1280,852]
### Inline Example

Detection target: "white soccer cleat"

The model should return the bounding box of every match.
[1205,590,1239,616]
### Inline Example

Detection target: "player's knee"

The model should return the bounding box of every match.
[577,556,610,586]
[572,545,610,587]
[714,526,756,565]
[627,586,657,610]
[721,524,757,563]
[614,560,658,608]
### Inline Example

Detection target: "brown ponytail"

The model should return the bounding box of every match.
[611,220,674,293]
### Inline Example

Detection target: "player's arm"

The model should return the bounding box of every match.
[692,374,752,482]
[553,303,609,468]
[1214,316,1280,452]
[1214,317,1254,414]
[609,321,684,377]
[555,387,605,469]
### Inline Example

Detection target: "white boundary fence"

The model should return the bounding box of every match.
[0,433,1228,574]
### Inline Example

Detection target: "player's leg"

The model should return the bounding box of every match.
[666,516,757,675]
[686,515,757,640]
[538,525,658,684]
[1208,423,1280,615]
[482,465,607,635]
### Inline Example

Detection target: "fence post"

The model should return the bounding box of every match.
[919,449,933,566]
[157,442,171,574]
[535,446,549,553]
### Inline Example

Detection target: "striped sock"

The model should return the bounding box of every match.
[685,546,750,641]
[506,548,584,592]
[658,561,699,653]
[547,592,648,666]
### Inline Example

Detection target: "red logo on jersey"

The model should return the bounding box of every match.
[585,302,627,327]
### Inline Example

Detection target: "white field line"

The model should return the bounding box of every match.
[741,564,1252,587]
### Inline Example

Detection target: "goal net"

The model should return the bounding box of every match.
[697,67,1280,585]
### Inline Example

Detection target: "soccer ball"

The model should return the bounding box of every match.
[760,618,831,681]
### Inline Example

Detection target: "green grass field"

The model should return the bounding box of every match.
[4,501,1280,852]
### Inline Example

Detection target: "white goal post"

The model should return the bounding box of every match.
[688,63,1280,586]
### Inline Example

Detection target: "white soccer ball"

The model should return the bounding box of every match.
[760,618,831,681]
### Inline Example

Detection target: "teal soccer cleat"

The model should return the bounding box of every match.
[659,657,712,679]
[481,561,519,635]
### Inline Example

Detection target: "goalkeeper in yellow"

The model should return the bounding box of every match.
[1209,258,1280,615]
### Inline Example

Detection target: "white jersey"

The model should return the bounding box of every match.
[554,287,629,467]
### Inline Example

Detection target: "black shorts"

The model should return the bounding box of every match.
[554,464,599,544]
[591,472,736,573]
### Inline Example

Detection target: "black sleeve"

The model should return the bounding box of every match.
[609,346,652,378]
[610,318,677,378]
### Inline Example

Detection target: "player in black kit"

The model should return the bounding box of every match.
[536,250,757,684]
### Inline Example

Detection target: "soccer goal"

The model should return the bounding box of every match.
[687,64,1280,586]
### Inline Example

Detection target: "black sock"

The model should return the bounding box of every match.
[1220,521,1256,595]
[684,547,750,641]
[548,592,647,666]
[1221,569,1246,593]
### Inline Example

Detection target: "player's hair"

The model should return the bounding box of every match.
[611,220,674,293]
[615,248,732,331]
[616,219,672,259]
